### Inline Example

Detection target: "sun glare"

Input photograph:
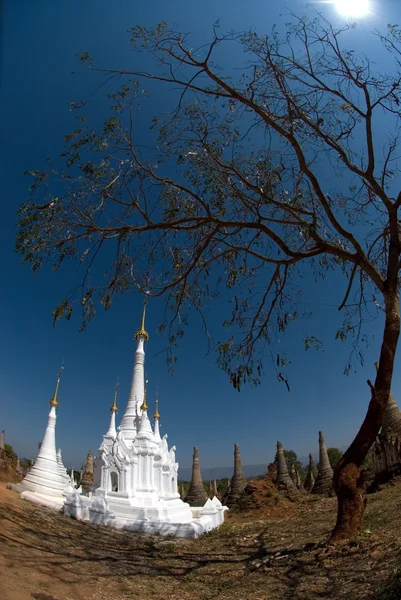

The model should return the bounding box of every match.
[335,0,370,17]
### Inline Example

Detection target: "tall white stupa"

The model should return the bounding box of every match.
[119,303,148,441]
[67,302,227,536]
[18,368,69,509]
[12,303,227,537]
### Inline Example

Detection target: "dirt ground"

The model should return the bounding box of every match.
[1,481,401,600]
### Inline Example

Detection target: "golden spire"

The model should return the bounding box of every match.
[110,379,119,413]
[49,363,64,407]
[134,299,149,342]
[140,379,149,411]
[154,392,160,420]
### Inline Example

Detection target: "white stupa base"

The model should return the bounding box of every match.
[97,491,195,523]
[112,515,216,537]
[63,493,227,538]
[20,490,65,511]
[19,472,66,497]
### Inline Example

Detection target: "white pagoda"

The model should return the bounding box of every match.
[64,303,227,537]
[15,369,70,509]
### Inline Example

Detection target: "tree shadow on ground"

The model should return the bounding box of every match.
[373,571,401,600]
[1,498,400,600]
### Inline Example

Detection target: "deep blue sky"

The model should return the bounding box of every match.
[1,0,400,470]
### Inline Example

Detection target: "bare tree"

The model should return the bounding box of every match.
[16,15,401,541]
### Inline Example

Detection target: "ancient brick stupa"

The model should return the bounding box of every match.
[0,430,5,468]
[311,431,334,494]
[304,453,317,492]
[276,441,296,491]
[375,362,401,439]
[81,450,94,493]
[289,462,296,484]
[185,446,208,506]
[295,468,303,490]
[226,444,247,508]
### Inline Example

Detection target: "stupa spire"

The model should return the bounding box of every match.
[213,479,218,498]
[111,380,119,413]
[304,453,317,492]
[140,380,149,411]
[289,462,296,483]
[295,467,304,490]
[226,444,247,507]
[81,450,94,493]
[311,431,334,494]
[153,392,161,442]
[105,380,119,438]
[137,384,154,439]
[120,301,149,440]
[184,447,208,506]
[276,441,296,490]
[49,363,63,407]
[154,394,160,420]
[134,299,149,342]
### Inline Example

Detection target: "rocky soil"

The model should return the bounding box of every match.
[1,479,401,600]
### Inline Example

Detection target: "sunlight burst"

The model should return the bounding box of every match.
[335,0,371,17]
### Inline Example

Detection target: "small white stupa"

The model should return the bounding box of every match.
[67,302,227,537]
[18,368,69,509]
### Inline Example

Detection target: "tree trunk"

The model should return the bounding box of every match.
[330,287,400,542]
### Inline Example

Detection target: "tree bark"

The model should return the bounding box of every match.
[330,287,400,542]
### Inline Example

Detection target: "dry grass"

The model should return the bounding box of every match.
[1,480,401,600]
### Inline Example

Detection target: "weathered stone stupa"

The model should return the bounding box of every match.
[0,430,4,456]
[81,450,94,493]
[311,431,334,495]
[226,444,247,508]
[289,462,296,484]
[17,370,68,508]
[304,453,317,492]
[276,441,296,490]
[374,362,401,439]
[295,468,303,490]
[185,446,208,506]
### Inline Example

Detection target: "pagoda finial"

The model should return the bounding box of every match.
[110,379,119,413]
[154,392,160,420]
[134,299,149,342]
[49,362,64,407]
[140,379,149,411]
